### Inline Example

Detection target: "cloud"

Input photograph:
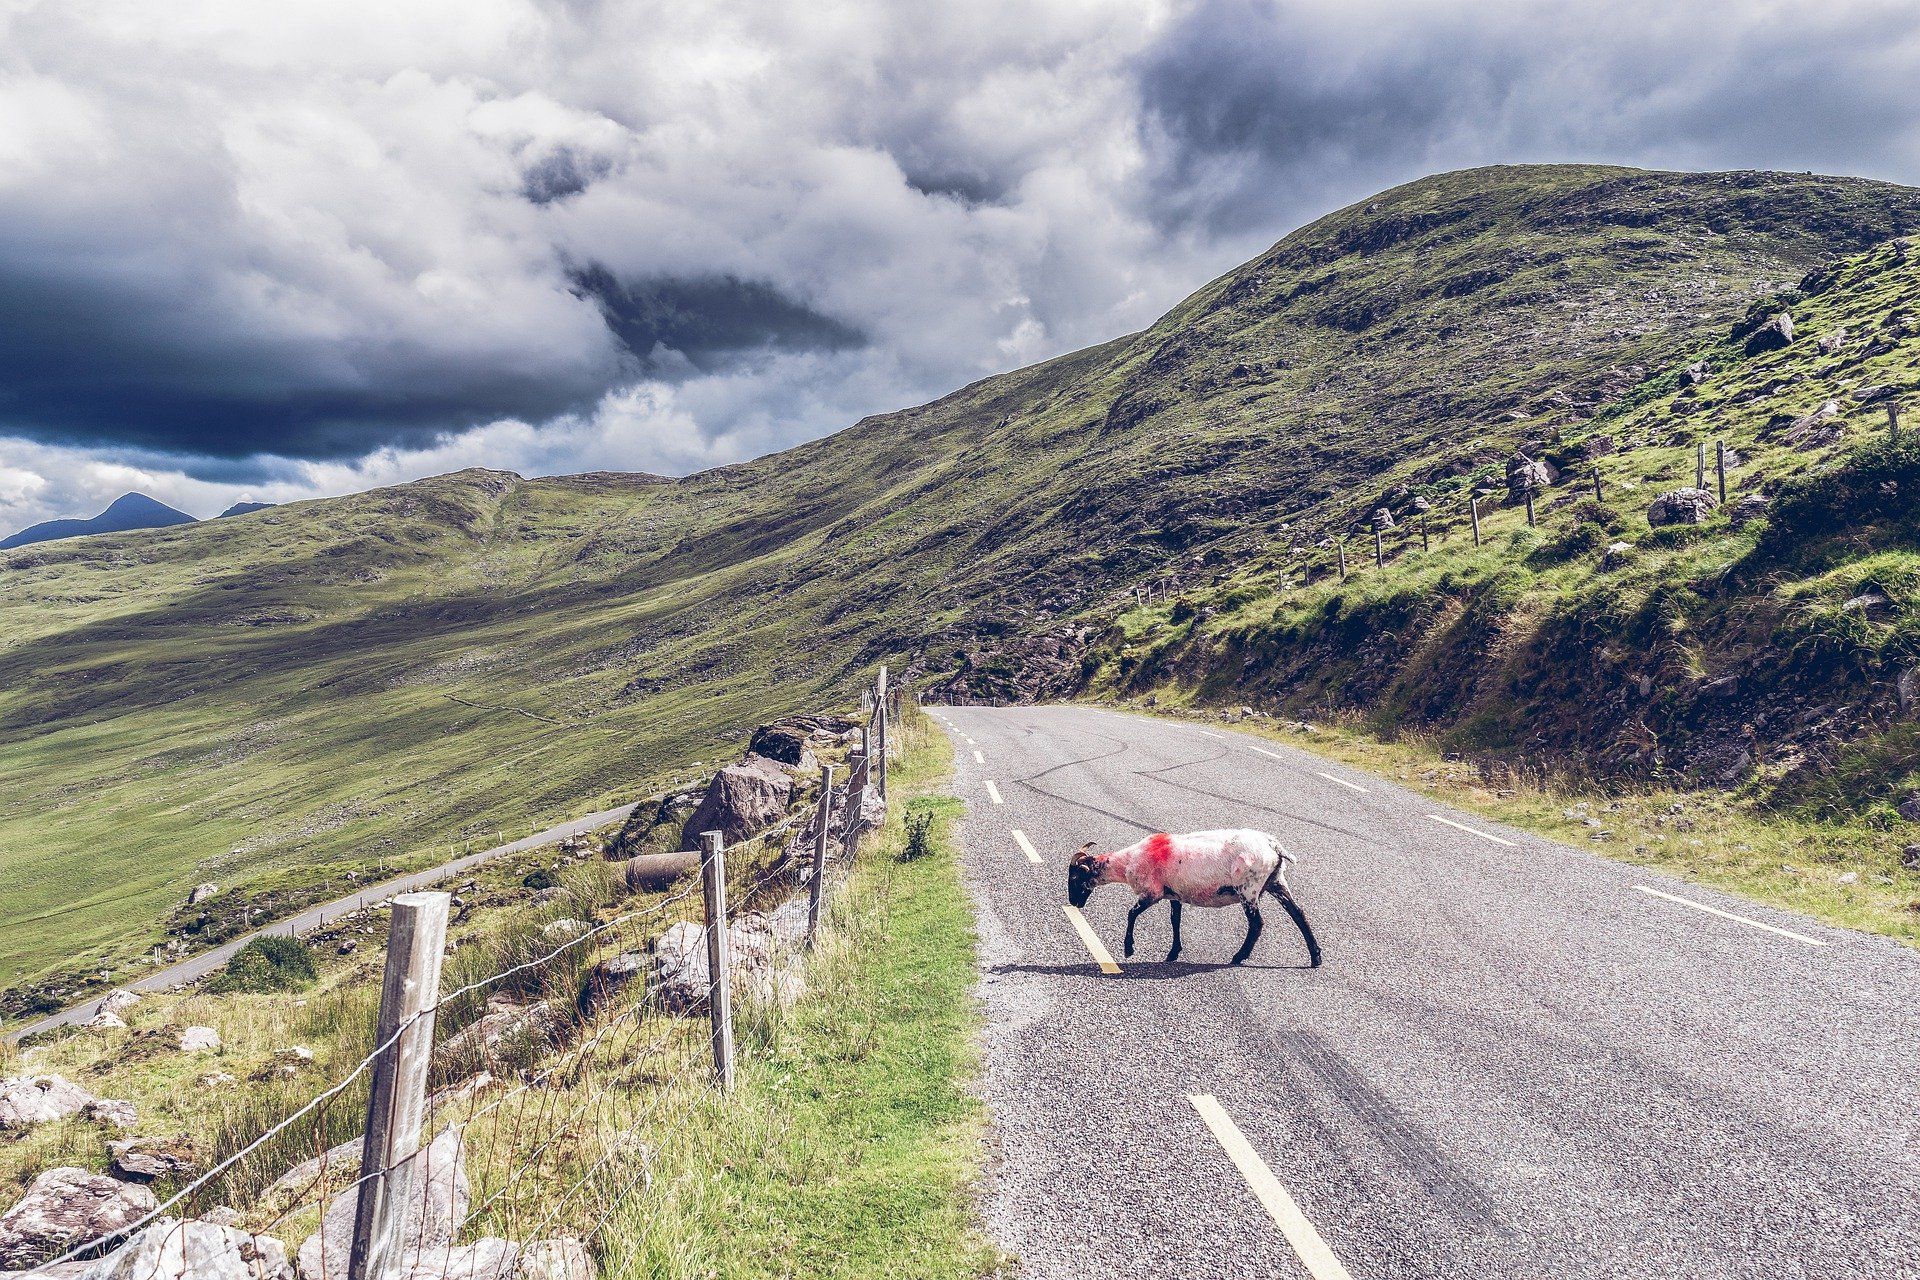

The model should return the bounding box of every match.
[2,0,1920,537]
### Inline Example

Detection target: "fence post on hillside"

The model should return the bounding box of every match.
[1469,495,1482,547]
[1695,440,1706,490]
[1420,520,1430,553]
[348,892,451,1280]
[1373,527,1384,567]
[1524,487,1536,527]
[699,832,735,1090]
[875,666,890,801]
[1715,440,1728,503]
[1337,541,1348,581]
[807,765,837,947]
[1889,403,1901,444]
[1592,469,1603,502]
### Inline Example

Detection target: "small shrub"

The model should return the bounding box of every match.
[898,804,937,863]
[1169,599,1197,624]
[522,866,560,891]
[208,936,317,994]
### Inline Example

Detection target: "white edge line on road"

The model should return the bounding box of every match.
[1426,813,1517,847]
[973,749,985,764]
[1316,771,1369,795]
[1632,884,1828,947]
[1188,1094,1355,1280]
[1246,744,1290,763]
[1062,904,1121,974]
[985,780,1004,804]
[1196,729,1225,739]
[1012,829,1043,864]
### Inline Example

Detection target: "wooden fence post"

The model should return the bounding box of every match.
[875,667,889,801]
[1695,441,1706,490]
[1591,470,1603,502]
[348,892,451,1280]
[1337,541,1347,581]
[1420,521,1430,552]
[1890,403,1902,444]
[1715,440,1727,503]
[807,765,836,946]
[699,832,734,1090]
[1373,527,1384,567]
[1524,488,1536,527]
[1469,495,1482,546]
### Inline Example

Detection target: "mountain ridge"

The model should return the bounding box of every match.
[0,491,197,549]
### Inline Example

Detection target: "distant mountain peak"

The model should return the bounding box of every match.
[218,501,274,518]
[0,491,197,550]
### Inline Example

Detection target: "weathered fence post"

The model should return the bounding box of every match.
[1890,403,1902,444]
[1591,469,1603,502]
[1715,440,1727,503]
[1373,527,1384,567]
[699,832,734,1090]
[348,892,451,1280]
[806,765,837,946]
[1337,541,1348,581]
[1420,521,1430,552]
[1469,495,1482,546]
[1695,440,1706,490]
[875,667,889,801]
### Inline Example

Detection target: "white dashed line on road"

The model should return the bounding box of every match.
[1316,771,1369,794]
[1062,904,1121,974]
[973,749,985,764]
[1426,813,1517,846]
[1246,745,1291,763]
[986,780,1004,804]
[1632,884,1828,947]
[1012,829,1043,864]
[1196,729,1225,739]
[1188,1095,1355,1280]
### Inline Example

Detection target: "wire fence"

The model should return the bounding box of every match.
[17,672,903,1280]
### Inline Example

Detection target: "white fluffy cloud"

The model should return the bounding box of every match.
[2,0,1919,534]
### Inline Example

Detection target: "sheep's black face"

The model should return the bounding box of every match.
[1067,858,1099,909]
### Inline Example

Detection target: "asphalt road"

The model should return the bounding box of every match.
[935,704,1920,1280]
[3,801,641,1043]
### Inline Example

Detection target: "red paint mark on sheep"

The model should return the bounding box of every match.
[1143,833,1173,865]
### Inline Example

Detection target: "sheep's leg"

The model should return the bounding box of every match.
[1123,895,1156,959]
[1265,877,1323,967]
[1165,900,1183,963]
[1231,900,1263,965]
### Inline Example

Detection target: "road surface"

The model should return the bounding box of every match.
[935,703,1920,1280]
[4,801,641,1043]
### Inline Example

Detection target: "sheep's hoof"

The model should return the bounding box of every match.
[1164,948,1180,963]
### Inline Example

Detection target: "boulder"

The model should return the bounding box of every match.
[187,885,220,906]
[677,759,792,852]
[835,784,885,844]
[1727,492,1771,527]
[109,1137,198,1184]
[0,1076,95,1134]
[649,902,808,1015]
[295,1125,468,1280]
[539,919,588,941]
[1505,453,1559,500]
[1647,488,1718,527]
[516,1238,594,1280]
[436,1000,568,1071]
[179,1027,222,1054]
[1369,507,1396,530]
[745,723,814,769]
[577,952,647,1018]
[1744,312,1794,355]
[99,991,141,1017]
[395,1237,593,1280]
[0,1168,157,1268]
[1898,795,1920,824]
[84,1100,137,1132]
[75,1219,291,1280]
[85,1012,128,1032]
[1683,360,1709,385]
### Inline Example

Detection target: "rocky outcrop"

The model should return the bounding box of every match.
[295,1125,468,1280]
[577,952,648,1018]
[108,1138,197,1184]
[0,1076,96,1135]
[1506,452,1559,500]
[436,1000,568,1073]
[73,1219,290,1280]
[0,1168,157,1268]
[677,758,792,851]
[1647,488,1718,527]
[379,1235,593,1280]
[745,723,814,769]
[928,627,1091,705]
[1744,311,1794,354]
[178,1027,221,1054]
[649,898,810,1015]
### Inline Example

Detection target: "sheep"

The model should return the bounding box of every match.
[1066,829,1321,966]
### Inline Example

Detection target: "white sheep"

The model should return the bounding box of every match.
[1067,829,1321,966]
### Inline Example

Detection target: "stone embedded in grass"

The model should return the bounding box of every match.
[108,1137,197,1184]
[178,1026,221,1054]
[0,1075,96,1135]
[84,1099,137,1132]
[99,990,141,1016]
[295,1124,467,1280]
[75,1217,292,1280]
[186,884,220,906]
[0,1167,157,1269]
[1647,487,1718,527]
[1744,311,1795,354]
[84,1012,128,1032]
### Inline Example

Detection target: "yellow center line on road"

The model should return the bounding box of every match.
[1632,884,1827,947]
[1316,771,1369,794]
[1188,1094,1355,1280]
[1426,813,1516,847]
[973,749,985,764]
[1062,904,1121,974]
[985,780,1003,804]
[1012,829,1043,864]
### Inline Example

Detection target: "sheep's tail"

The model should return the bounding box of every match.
[1262,843,1322,967]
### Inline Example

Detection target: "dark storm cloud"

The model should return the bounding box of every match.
[1134,0,1920,240]
[570,269,866,373]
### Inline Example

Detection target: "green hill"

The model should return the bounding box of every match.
[5,162,1919,1012]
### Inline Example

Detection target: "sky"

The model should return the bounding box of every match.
[3,0,1920,534]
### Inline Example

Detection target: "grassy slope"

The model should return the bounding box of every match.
[7,163,1920,1006]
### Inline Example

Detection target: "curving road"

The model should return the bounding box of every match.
[3,801,641,1044]
[936,704,1920,1280]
